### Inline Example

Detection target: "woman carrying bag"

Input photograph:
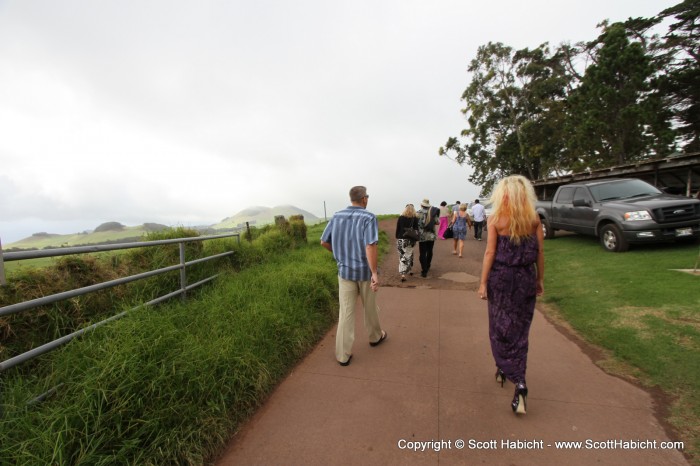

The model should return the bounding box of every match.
[395,203,419,282]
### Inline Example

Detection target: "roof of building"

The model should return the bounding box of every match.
[532,152,700,199]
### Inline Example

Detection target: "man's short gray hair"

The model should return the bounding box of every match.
[350,186,367,202]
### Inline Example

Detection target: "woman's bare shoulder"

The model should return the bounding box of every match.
[491,216,509,234]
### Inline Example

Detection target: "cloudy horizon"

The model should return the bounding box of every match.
[0,0,677,245]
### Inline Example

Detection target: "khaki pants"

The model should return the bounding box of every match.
[336,277,382,363]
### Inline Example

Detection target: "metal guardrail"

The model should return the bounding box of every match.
[0,233,240,372]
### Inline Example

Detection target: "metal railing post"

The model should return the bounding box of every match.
[0,237,6,286]
[0,231,4,414]
[2,239,8,417]
[179,242,187,301]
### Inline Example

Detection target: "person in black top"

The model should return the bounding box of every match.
[395,203,418,282]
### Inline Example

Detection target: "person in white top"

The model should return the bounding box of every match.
[471,199,487,241]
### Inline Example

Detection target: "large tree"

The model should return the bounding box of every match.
[655,0,700,151]
[564,22,675,170]
[439,42,570,194]
[440,3,691,191]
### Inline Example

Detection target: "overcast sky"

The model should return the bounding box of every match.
[0,0,677,244]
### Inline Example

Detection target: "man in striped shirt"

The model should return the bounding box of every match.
[321,186,387,366]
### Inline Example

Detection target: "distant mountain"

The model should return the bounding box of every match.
[4,223,169,250]
[3,207,320,250]
[212,205,320,230]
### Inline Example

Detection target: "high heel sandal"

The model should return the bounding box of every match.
[495,368,505,387]
[511,382,528,415]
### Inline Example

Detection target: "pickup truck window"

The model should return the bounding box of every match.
[589,179,661,202]
[574,187,592,204]
[555,187,575,204]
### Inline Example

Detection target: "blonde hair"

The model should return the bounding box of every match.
[402,203,417,217]
[459,203,467,211]
[488,175,537,243]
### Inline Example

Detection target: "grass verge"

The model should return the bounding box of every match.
[540,234,699,464]
[0,222,389,465]
[0,244,337,465]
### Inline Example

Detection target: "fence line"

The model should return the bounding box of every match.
[0,232,240,373]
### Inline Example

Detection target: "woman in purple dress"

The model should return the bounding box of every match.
[478,175,544,415]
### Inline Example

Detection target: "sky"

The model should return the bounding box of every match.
[0,0,679,244]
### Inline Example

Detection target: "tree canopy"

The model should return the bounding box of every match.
[440,1,698,194]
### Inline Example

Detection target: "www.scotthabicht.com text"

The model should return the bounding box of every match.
[397,438,684,452]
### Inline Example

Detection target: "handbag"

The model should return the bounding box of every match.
[403,227,420,241]
[444,225,454,239]
[402,217,419,241]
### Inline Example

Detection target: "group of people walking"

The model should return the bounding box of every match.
[438,199,487,241]
[396,198,487,279]
[321,176,544,416]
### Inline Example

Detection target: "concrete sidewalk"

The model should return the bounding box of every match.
[215,225,689,465]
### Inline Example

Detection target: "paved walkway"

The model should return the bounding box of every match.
[215,221,689,465]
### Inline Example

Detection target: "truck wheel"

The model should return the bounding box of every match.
[599,224,629,252]
[541,217,555,239]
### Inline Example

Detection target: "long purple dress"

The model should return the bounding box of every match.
[487,234,539,384]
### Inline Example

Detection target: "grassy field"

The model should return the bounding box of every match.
[3,225,159,250]
[2,256,55,274]
[540,233,700,463]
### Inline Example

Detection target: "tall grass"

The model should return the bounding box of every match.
[541,235,700,463]
[1,222,343,465]
[1,228,238,368]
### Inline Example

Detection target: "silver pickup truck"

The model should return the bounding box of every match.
[535,178,700,252]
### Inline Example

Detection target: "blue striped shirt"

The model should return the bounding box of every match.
[321,206,379,281]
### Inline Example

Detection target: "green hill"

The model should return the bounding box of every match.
[4,222,168,250]
[3,206,321,250]
[212,205,320,230]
